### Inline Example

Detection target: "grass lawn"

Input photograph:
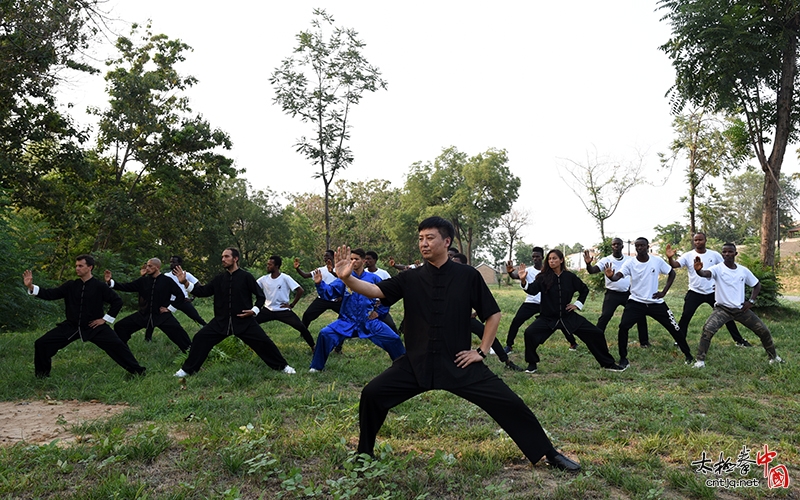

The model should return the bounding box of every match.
[0,277,797,499]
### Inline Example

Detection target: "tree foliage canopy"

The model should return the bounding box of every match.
[270,8,387,249]
[659,0,800,265]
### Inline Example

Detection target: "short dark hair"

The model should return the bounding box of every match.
[419,216,454,243]
[225,247,240,260]
[269,255,282,268]
[365,250,378,260]
[170,255,184,264]
[722,242,737,250]
[75,254,95,269]
[351,248,366,259]
[635,237,649,245]
[325,249,334,256]
[453,253,468,264]
[532,246,544,255]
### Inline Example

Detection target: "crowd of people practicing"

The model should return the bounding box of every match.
[21,217,785,473]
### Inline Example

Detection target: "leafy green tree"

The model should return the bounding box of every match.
[513,242,536,266]
[653,221,690,249]
[0,0,100,193]
[659,0,800,266]
[698,170,799,244]
[88,24,235,254]
[220,179,289,269]
[270,8,388,250]
[398,147,520,263]
[559,148,646,241]
[659,110,750,235]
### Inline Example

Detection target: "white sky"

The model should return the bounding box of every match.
[58,0,800,250]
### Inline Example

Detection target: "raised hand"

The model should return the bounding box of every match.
[173,265,187,286]
[293,257,301,270]
[334,245,354,278]
[22,269,33,291]
[505,260,514,273]
[312,269,322,285]
[104,269,112,283]
[693,256,703,273]
[583,249,593,265]
[518,263,528,281]
[603,262,614,278]
[388,257,395,267]
[665,243,676,259]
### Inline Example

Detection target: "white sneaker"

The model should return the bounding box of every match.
[174,368,188,378]
[769,355,784,365]
[283,365,296,374]
[309,368,319,373]
[692,360,705,369]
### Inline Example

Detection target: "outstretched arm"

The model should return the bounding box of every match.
[334,245,385,299]
[294,257,313,279]
[693,256,712,278]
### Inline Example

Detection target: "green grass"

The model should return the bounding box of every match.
[0,281,798,499]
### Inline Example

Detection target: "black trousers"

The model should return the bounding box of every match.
[115,312,192,352]
[34,323,145,377]
[182,320,288,374]
[618,300,692,361]
[596,290,648,343]
[357,357,554,464]
[678,290,745,343]
[256,309,315,348]
[507,303,576,347]
[523,316,617,368]
[175,298,207,326]
[301,298,341,327]
[470,318,509,363]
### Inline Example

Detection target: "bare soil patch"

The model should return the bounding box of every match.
[0,399,128,446]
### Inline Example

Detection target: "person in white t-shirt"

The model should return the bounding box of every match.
[666,232,752,347]
[584,238,649,346]
[294,250,342,329]
[605,237,694,368]
[256,255,316,352]
[691,243,782,368]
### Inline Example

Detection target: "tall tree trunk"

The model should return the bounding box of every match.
[760,16,798,267]
[324,180,331,251]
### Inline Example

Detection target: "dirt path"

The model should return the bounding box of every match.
[0,399,128,446]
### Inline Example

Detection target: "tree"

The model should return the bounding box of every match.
[659,0,800,266]
[398,146,521,263]
[496,208,530,262]
[659,109,750,236]
[697,170,799,244]
[653,221,690,248]
[271,8,388,250]
[559,148,646,241]
[88,24,235,252]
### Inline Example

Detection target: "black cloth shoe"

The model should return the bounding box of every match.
[604,363,628,372]
[736,340,753,347]
[505,360,524,372]
[618,358,630,369]
[546,452,581,472]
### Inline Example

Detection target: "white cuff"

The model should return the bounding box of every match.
[29,285,40,295]
[186,282,195,293]
[108,279,115,288]
[103,314,115,324]
[168,305,177,313]
[573,301,584,310]
[251,306,260,316]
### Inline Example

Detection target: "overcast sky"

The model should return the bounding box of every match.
[59,1,800,251]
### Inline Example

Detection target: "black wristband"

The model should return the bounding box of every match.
[476,348,487,358]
